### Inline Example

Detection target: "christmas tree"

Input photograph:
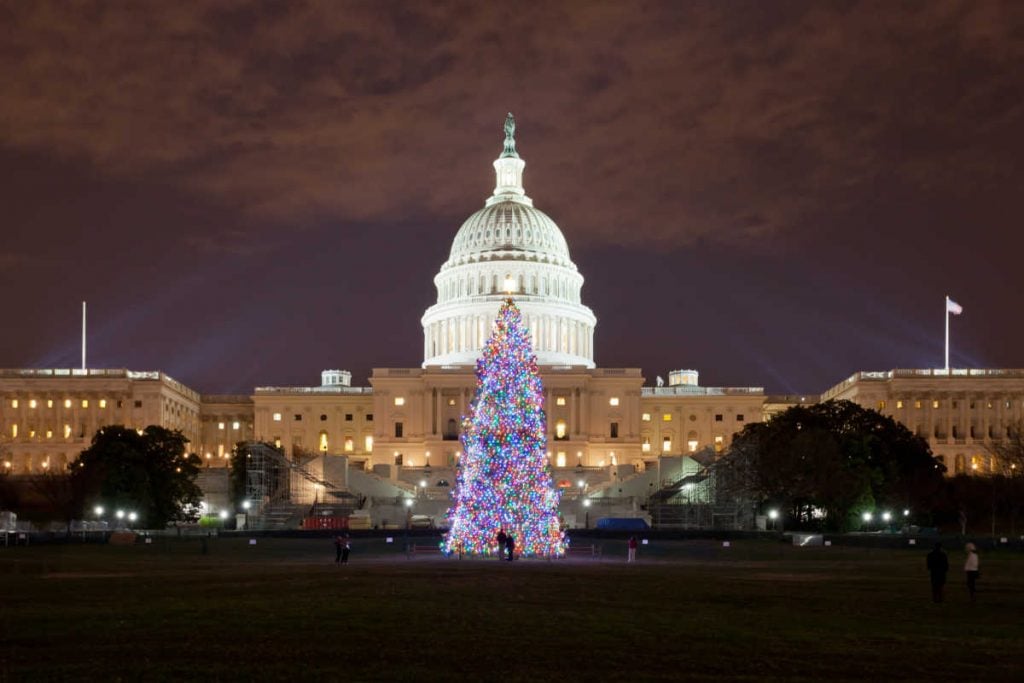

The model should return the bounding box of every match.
[444,298,564,557]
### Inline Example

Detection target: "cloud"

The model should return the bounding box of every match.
[0,0,1020,250]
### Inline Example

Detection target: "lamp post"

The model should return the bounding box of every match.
[768,508,779,532]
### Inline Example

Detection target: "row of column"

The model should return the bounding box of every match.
[425,314,593,359]
[438,274,578,304]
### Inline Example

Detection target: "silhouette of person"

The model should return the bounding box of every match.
[926,542,948,602]
[496,528,507,559]
[506,533,515,561]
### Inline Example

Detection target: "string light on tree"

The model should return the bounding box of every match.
[444,298,564,557]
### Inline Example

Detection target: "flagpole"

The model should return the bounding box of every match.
[944,296,950,372]
[82,301,87,371]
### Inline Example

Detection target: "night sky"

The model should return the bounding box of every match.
[1,1,1022,395]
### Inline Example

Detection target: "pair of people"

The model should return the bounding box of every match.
[926,541,980,602]
[496,528,515,561]
[334,534,351,564]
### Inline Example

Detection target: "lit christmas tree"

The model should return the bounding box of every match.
[444,298,565,557]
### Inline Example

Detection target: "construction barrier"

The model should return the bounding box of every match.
[301,516,349,530]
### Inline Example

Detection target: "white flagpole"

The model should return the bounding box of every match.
[944,296,950,372]
[82,301,87,370]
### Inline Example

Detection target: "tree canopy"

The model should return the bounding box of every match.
[718,400,945,530]
[74,425,203,528]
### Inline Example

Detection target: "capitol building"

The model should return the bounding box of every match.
[2,116,1023,523]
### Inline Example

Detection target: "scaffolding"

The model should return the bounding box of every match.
[243,442,361,530]
[647,464,753,529]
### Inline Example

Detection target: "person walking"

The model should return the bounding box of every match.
[627,536,638,563]
[334,535,344,564]
[341,534,351,564]
[926,542,948,602]
[506,533,515,562]
[496,528,507,559]
[964,542,980,602]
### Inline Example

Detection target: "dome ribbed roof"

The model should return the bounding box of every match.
[446,200,572,268]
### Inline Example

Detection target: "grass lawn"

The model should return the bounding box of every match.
[1,537,1021,681]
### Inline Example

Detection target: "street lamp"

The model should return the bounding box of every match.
[242,500,251,510]
[127,511,137,523]
[882,511,892,523]
[94,505,104,516]
[768,509,779,531]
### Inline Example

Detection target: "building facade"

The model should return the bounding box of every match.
[2,117,1021,488]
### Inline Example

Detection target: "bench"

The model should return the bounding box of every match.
[565,543,602,559]
[406,543,444,558]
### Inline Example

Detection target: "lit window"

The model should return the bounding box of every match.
[662,437,671,452]
[556,452,567,467]
[273,413,282,422]
[29,399,37,409]
[10,399,18,409]
[319,432,329,452]
[274,438,282,448]
[933,400,940,409]
[555,420,567,439]
[46,430,53,439]
[609,452,617,466]
[642,438,651,452]
[64,424,71,438]
[609,397,619,406]
[99,399,107,408]
[232,421,240,430]
[641,413,651,422]
[556,396,566,406]
[82,400,88,408]
[877,400,886,410]
[365,436,374,452]
[64,399,72,408]
[447,399,456,406]
[218,444,225,459]
[663,414,672,422]
[714,435,724,452]
[218,422,225,430]
[344,437,354,452]
[47,400,53,408]
[896,400,904,409]
[11,424,17,438]
[688,439,699,452]
[394,397,405,406]
[915,400,922,409]
[28,429,36,438]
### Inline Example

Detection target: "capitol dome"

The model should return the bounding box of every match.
[422,114,597,368]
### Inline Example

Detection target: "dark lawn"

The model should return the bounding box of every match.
[1,537,1021,681]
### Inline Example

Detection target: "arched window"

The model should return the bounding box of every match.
[955,453,966,474]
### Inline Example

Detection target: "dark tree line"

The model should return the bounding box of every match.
[718,400,946,531]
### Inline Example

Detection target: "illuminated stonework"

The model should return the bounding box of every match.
[421,114,597,368]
